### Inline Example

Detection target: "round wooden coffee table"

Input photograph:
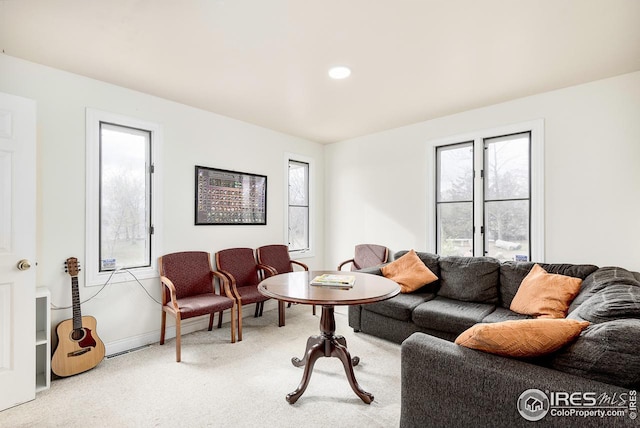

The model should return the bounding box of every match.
[258,270,399,404]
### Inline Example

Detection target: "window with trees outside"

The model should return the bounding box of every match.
[287,159,310,253]
[99,123,152,270]
[86,109,162,286]
[430,121,543,262]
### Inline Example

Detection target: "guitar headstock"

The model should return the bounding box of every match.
[65,257,81,277]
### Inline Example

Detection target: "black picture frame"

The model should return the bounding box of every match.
[195,165,267,225]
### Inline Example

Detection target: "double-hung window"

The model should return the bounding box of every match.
[429,120,544,262]
[286,156,312,255]
[86,109,162,285]
[436,141,474,256]
[483,133,531,260]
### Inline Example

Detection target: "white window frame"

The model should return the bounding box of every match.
[284,153,314,258]
[85,108,163,286]
[426,119,544,262]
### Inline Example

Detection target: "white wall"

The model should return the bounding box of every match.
[2,51,639,354]
[0,54,325,353]
[326,71,640,272]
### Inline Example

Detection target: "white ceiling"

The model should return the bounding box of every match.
[1,0,639,144]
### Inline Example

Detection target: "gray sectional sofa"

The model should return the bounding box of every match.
[348,250,640,427]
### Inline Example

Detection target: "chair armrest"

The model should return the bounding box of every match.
[212,270,235,300]
[337,258,355,271]
[159,275,179,310]
[216,269,242,303]
[291,260,309,271]
[257,263,278,278]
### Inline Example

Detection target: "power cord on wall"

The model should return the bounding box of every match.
[51,267,163,310]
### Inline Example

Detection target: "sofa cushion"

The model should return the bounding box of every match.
[499,261,598,308]
[510,264,582,318]
[394,250,440,271]
[437,256,500,303]
[393,250,441,292]
[455,318,590,358]
[568,266,640,314]
[412,296,495,334]
[365,291,436,322]
[550,319,640,389]
[482,307,533,323]
[381,249,438,293]
[572,284,640,324]
[360,309,422,344]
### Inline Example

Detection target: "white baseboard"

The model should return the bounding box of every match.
[104,300,279,356]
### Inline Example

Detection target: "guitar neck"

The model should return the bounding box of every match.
[71,276,82,331]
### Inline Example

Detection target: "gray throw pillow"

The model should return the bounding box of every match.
[550,319,640,389]
[438,256,500,303]
[569,266,640,313]
[576,284,640,323]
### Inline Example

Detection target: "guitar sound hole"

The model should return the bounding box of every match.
[71,328,85,341]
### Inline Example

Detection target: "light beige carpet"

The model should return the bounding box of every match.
[0,305,402,428]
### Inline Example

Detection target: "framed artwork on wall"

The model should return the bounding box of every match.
[195,165,267,225]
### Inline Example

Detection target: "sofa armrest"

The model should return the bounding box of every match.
[355,265,384,275]
[348,266,384,331]
[400,333,633,428]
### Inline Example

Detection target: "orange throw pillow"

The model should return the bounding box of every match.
[381,249,438,293]
[455,319,590,357]
[510,264,582,318]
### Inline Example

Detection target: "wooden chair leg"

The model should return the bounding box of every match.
[217,310,223,328]
[175,315,182,362]
[237,304,243,342]
[160,310,167,345]
[259,301,264,317]
[230,304,236,343]
[312,305,316,316]
[208,313,214,331]
[254,303,259,317]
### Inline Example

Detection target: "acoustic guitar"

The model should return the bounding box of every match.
[51,257,105,377]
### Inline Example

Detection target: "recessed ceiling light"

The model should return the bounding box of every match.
[328,66,351,80]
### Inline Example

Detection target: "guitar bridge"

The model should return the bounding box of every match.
[67,348,91,357]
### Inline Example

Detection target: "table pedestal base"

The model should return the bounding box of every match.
[286,305,373,405]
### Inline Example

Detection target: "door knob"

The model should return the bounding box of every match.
[16,259,31,271]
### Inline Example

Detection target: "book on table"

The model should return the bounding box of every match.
[310,274,356,288]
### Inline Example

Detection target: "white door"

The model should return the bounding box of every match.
[0,92,37,411]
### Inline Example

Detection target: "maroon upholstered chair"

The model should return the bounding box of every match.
[215,247,279,341]
[158,251,236,362]
[256,244,315,326]
[337,244,390,271]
